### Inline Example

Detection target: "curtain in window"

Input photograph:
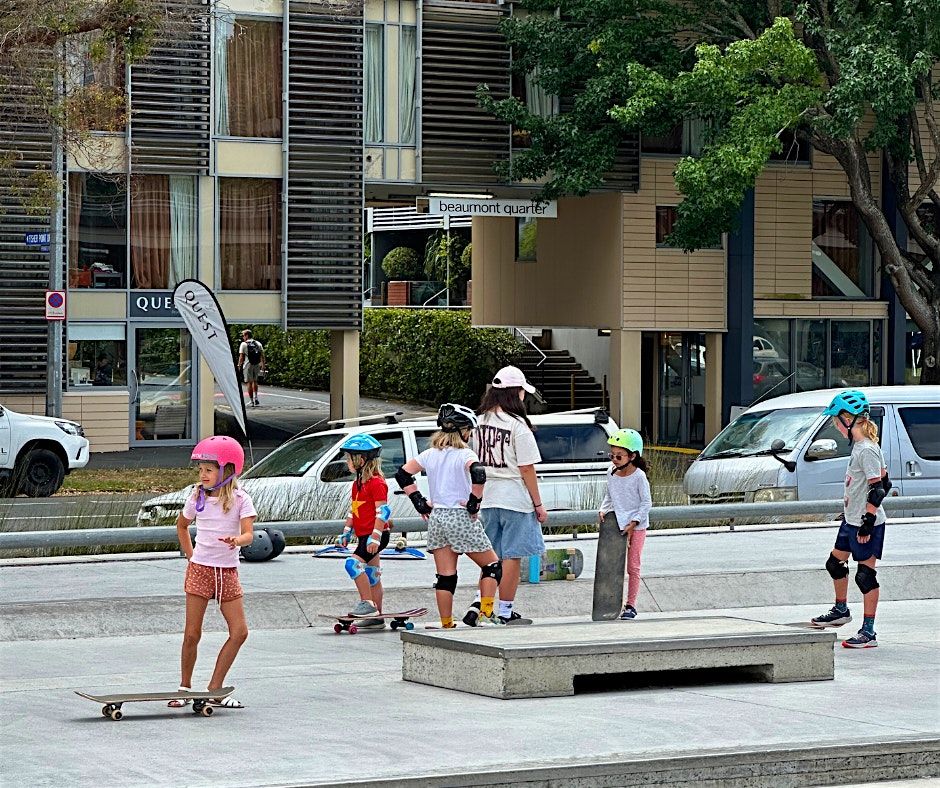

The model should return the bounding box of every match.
[524,68,555,119]
[214,15,233,135]
[67,174,85,287]
[131,176,171,289]
[399,26,417,144]
[224,19,282,137]
[655,206,678,245]
[169,176,197,288]
[364,24,384,143]
[812,201,867,297]
[220,179,281,290]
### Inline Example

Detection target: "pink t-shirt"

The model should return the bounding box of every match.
[182,488,257,568]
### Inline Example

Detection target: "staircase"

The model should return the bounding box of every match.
[518,346,606,412]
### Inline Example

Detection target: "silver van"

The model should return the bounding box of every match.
[138,409,618,526]
[683,386,940,511]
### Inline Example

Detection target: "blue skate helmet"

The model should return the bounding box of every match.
[823,389,870,417]
[340,433,382,458]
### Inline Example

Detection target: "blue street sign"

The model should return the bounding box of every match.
[25,232,50,245]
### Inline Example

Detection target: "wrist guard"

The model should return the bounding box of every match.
[338,525,353,547]
[859,512,877,537]
[466,493,482,515]
[409,491,433,516]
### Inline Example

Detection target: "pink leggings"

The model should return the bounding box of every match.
[623,529,647,608]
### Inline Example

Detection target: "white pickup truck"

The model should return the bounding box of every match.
[0,404,90,497]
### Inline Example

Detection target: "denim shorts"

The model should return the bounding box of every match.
[481,507,545,559]
[834,520,885,562]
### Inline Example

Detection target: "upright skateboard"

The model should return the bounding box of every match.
[74,686,235,721]
[319,607,428,634]
[520,548,584,582]
[592,513,627,620]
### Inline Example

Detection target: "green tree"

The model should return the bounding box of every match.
[481,1,940,382]
[381,246,422,280]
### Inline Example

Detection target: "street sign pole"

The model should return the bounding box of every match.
[46,44,64,418]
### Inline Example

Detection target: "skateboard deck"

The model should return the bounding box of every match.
[520,548,584,582]
[592,513,627,621]
[313,542,426,559]
[319,607,428,634]
[75,686,234,720]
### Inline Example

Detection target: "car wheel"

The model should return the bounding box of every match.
[18,449,66,497]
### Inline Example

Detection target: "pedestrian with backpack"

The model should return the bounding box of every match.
[238,329,266,407]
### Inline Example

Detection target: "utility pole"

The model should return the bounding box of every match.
[45,43,64,418]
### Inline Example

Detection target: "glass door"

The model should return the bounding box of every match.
[658,333,707,448]
[129,326,195,443]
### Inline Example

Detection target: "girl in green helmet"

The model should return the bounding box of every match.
[598,428,652,620]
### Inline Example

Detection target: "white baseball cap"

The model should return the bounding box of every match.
[492,365,536,394]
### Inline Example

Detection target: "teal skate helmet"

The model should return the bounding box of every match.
[823,389,870,417]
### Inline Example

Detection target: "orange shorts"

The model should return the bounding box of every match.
[184,561,243,602]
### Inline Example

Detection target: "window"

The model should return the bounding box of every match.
[68,174,127,289]
[830,320,871,387]
[910,203,939,266]
[812,200,874,298]
[215,17,282,137]
[320,432,407,482]
[656,206,678,246]
[753,319,790,400]
[769,130,811,163]
[511,66,557,148]
[65,34,125,131]
[242,434,339,478]
[807,408,884,461]
[642,118,707,156]
[516,217,537,261]
[794,319,827,392]
[399,26,417,144]
[899,407,940,460]
[364,24,384,143]
[130,175,197,289]
[219,178,282,290]
[533,424,610,464]
[67,325,127,387]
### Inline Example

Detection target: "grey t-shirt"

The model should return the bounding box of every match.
[843,439,886,527]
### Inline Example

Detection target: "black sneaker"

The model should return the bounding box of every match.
[462,601,481,627]
[842,629,877,648]
[619,605,637,620]
[499,610,532,626]
[810,606,852,628]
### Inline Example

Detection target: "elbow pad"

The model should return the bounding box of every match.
[469,462,486,485]
[395,466,416,489]
[867,481,887,508]
[881,472,892,496]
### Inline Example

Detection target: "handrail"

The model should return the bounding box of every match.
[421,286,448,306]
[2,495,938,550]
[512,327,546,366]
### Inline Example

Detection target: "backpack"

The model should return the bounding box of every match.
[244,340,262,365]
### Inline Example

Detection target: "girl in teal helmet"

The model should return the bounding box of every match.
[598,428,652,620]
[811,390,891,649]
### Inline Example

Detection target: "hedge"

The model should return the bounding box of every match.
[231,310,521,406]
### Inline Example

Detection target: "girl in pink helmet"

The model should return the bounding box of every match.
[169,435,255,709]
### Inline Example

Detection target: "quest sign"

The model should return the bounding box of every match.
[428,197,557,219]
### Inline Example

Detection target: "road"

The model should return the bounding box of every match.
[0,494,148,532]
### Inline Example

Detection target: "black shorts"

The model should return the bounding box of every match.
[353,529,389,562]
[834,520,885,561]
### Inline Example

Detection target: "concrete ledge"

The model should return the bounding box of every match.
[306,735,940,788]
[401,618,835,699]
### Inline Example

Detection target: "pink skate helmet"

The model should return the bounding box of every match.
[191,435,245,475]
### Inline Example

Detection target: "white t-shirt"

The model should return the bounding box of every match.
[600,468,652,531]
[471,409,541,512]
[416,446,478,509]
[238,340,264,369]
[844,438,887,527]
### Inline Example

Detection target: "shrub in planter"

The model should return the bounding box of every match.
[381,247,422,281]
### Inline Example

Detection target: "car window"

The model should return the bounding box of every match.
[533,424,610,464]
[898,407,940,460]
[807,407,884,461]
[320,432,407,483]
[415,430,434,454]
[702,407,821,458]
[241,433,338,479]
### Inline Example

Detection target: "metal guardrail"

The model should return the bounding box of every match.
[0,495,938,551]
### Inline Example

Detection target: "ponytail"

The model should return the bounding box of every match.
[859,417,879,443]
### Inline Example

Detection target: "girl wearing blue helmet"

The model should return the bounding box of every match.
[337,433,391,625]
[810,390,890,648]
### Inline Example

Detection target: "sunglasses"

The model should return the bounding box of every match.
[608,452,630,460]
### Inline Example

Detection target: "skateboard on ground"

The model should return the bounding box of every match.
[592,513,627,620]
[319,607,428,634]
[520,548,584,582]
[313,541,426,559]
[74,686,235,721]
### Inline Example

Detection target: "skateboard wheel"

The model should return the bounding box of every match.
[390,621,399,630]
[101,705,112,717]
[333,623,343,634]
[348,624,358,634]
[110,709,123,721]
[395,538,407,551]
[200,704,214,717]
[405,622,414,631]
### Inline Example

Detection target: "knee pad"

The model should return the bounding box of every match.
[826,553,849,580]
[855,564,879,594]
[433,573,458,595]
[364,564,382,587]
[480,560,502,583]
[344,557,365,580]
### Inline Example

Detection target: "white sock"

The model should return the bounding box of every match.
[499,600,513,618]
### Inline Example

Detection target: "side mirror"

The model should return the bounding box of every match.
[771,439,785,452]
[770,438,796,473]
[320,460,352,483]
[805,439,839,461]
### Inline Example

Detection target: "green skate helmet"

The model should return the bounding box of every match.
[608,428,643,455]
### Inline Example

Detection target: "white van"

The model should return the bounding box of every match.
[137,409,618,526]
[683,386,940,512]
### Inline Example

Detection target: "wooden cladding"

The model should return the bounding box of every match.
[421,3,510,186]
[0,62,56,393]
[129,0,211,173]
[286,2,364,330]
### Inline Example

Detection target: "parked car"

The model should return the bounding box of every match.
[0,404,90,497]
[137,409,619,526]
[683,386,940,513]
